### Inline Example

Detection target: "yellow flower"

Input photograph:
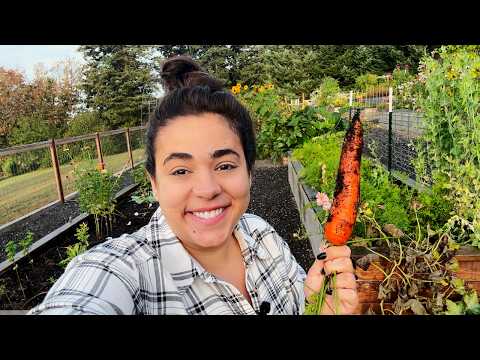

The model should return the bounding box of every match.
[243,85,248,90]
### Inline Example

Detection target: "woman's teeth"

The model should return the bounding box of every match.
[192,208,224,219]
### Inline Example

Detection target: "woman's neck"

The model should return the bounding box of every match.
[183,234,241,274]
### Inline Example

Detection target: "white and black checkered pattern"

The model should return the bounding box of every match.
[28,208,307,315]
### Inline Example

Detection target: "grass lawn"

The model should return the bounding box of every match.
[0,147,145,226]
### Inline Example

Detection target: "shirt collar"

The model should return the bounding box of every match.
[144,207,269,291]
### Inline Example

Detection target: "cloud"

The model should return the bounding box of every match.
[0,45,84,80]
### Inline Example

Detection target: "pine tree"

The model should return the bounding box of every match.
[79,45,157,129]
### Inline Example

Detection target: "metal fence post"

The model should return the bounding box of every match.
[125,128,134,170]
[49,138,64,204]
[388,87,393,172]
[349,90,353,122]
[95,132,105,171]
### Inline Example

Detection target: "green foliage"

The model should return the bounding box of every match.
[80,45,157,129]
[59,222,90,269]
[161,45,427,94]
[74,162,120,239]
[1,158,19,177]
[238,85,345,162]
[66,111,104,137]
[416,45,480,248]
[5,240,17,263]
[355,73,379,91]
[392,66,415,87]
[260,105,342,162]
[310,77,340,107]
[360,158,412,232]
[292,132,453,235]
[19,231,34,256]
[131,165,156,205]
[9,114,65,146]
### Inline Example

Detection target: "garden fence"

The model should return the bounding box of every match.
[0,126,147,227]
[292,86,430,189]
[350,87,430,189]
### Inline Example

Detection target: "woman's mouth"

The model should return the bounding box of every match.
[186,206,229,225]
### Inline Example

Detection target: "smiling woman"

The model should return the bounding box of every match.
[28,56,358,315]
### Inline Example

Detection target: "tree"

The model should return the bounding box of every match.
[0,68,30,147]
[154,45,428,96]
[155,45,245,87]
[79,45,157,129]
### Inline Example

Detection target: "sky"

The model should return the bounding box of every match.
[0,45,84,80]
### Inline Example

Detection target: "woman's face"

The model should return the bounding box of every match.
[150,113,251,252]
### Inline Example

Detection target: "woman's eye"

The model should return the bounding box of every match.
[217,164,237,171]
[171,169,189,176]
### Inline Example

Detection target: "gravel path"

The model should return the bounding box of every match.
[248,162,315,272]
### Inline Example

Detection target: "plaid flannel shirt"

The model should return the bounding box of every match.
[28,208,307,315]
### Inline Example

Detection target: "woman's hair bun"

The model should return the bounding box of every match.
[160,55,224,93]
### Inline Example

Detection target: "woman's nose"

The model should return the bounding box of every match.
[192,171,222,199]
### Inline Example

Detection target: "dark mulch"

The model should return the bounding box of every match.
[0,197,159,310]
[248,164,315,272]
[0,162,314,310]
[0,172,136,263]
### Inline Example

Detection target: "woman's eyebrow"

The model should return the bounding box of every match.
[212,148,240,159]
[163,149,239,166]
[163,152,192,165]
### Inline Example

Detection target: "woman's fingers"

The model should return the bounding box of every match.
[324,256,354,276]
[304,258,326,299]
[321,289,359,315]
[333,272,357,290]
[324,245,351,261]
[336,288,359,314]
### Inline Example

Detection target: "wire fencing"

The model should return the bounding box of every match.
[347,86,431,189]
[0,126,147,227]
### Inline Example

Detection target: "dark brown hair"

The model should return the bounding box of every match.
[146,56,256,177]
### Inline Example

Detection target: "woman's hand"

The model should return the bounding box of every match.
[304,245,359,315]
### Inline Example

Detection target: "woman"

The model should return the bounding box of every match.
[29,56,358,315]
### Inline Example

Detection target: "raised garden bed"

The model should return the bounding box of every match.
[0,161,314,312]
[0,182,156,311]
[288,158,480,315]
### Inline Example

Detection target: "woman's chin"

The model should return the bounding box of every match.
[189,231,231,249]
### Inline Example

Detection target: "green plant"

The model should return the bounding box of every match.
[1,158,19,177]
[74,162,121,239]
[416,45,480,248]
[355,73,379,91]
[19,231,34,257]
[0,279,12,306]
[310,77,340,107]
[292,133,413,234]
[59,222,90,268]
[131,165,156,205]
[445,285,480,315]
[5,240,25,299]
[256,105,345,163]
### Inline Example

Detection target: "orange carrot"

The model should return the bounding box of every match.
[323,111,363,246]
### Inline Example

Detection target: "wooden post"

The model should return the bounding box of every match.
[49,139,64,204]
[125,128,134,170]
[95,132,105,171]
